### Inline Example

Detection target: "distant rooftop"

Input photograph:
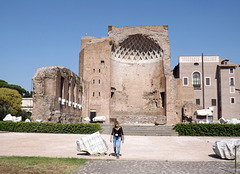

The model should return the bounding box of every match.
[179,56,219,63]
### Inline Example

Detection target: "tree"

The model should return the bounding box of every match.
[0,88,22,120]
[17,109,32,121]
[0,79,32,98]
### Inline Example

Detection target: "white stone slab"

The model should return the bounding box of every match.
[76,131,108,155]
[213,139,240,159]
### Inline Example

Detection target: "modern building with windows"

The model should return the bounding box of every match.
[173,55,240,121]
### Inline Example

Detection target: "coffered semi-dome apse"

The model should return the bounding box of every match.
[111,34,163,63]
[110,34,166,119]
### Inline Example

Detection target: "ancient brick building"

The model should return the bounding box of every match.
[31,66,82,123]
[79,25,180,124]
[32,25,240,125]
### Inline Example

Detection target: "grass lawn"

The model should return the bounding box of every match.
[0,156,88,174]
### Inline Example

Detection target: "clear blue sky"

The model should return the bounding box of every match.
[1,0,240,92]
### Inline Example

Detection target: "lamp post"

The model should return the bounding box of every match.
[202,53,205,109]
[235,145,240,174]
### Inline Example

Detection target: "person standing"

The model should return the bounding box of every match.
[110,121,124,159]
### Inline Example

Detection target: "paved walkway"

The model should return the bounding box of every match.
[1,132,240,173]
[75,160,238,174]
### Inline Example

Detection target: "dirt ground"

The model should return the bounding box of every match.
[0,132,238,161]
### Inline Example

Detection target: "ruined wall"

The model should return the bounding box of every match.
[168,78,195,123]
[79,38,111,123]
[108,26,170,124]
[32,66,82,123]
[78,25,180,125]
[108,25,171,76]
[110,60,166,124]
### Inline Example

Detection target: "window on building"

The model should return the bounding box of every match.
[196,99,200,105]
[230,78,235,86]
[101,60,105,67]
[99,69,101,73]
[60,77,64,99]
[230,87,235,93]
[194,63,199,66]
[111,92,114,98]
[205,77,211,86]
[68,83,71,101]
[230,68,234,74]
[93,79,95,84]
[160,92,165,108]
[193,72,201,89]
[221,60,228,65]
[90,110,96,123]
[99,79,101,84]
[93,69,95,73]
[99,92,101,96]
[111,87,116,98]
[211,99,216,106]
[183,77,188,86]
[93,92,95,97]
[230,97,235,104]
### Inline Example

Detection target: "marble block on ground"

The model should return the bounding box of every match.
[213,139,240,159]
[76,131,108,155]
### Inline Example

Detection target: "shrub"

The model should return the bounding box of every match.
[173,123,240,136]
[0,88,22,120]
[17,110,32,121]
[0,121,102,134]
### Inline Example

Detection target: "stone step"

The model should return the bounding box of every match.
[100,125,178,136]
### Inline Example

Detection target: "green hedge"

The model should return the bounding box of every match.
[173,123,240,136]
[0,121,101,134]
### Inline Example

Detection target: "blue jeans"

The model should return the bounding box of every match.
[113,136,121,156]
